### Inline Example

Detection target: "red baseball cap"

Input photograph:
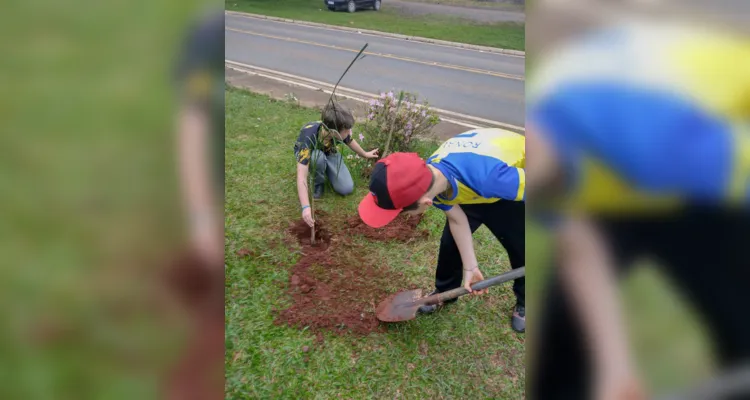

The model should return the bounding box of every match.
[358,152,433,228]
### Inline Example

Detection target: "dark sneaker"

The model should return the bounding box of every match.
[417,290,457,314]
[313,184,324,199]
[511,303,525,333]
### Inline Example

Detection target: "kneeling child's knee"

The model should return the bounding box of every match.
[337,184,354,196]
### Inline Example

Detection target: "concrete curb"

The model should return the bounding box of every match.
[225,10,525,57]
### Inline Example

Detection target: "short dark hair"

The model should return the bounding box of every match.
[402,173,436,211]
[321,102,354,132]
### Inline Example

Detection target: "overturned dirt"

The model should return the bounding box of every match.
[345,214,428,242]
[164,249,224,314]
[288,214,333,248]
[275,215,414,335]
[359,164,375,179]
[162,248,224,400]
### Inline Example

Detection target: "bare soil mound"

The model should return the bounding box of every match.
[274,213,422,335]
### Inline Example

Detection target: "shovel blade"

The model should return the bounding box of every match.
[376,289,423,322]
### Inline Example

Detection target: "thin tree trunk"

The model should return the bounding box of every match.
[309,178,316,245]
[308,152,317,245]
[383,92,405,157]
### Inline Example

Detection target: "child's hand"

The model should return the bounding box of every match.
[302,207,315,227]
[595,369,646,400]
[463,266,487,295]
[364,148,379,159]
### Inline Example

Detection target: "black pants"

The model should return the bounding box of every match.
[530,208,750,400]
[434,201,525,306]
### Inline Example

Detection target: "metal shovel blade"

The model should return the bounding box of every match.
[376,267,525,323]
[376,288,423,322]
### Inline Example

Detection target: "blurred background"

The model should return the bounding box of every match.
[526,0,750,398]
[0,1,224,399]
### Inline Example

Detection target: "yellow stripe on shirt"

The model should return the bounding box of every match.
[516,168,526,201]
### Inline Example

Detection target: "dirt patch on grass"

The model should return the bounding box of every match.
[162,249,224,400]
[345,214,428,242]
[164,249,224,314]
[274,213,422,335]
[359,164,375,180]
[288,213,333,249]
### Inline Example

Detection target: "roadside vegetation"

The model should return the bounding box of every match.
[398,0,524,10]
[226,0,525,50]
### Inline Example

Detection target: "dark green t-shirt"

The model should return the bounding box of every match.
[293,121,352,165]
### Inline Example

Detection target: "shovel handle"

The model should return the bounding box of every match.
[417,267,525,307]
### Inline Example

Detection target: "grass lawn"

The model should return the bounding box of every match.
[397,0,524,10]
[225,0,525,50]
[225,86,526,398]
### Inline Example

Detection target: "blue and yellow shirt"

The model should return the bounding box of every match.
[426,128,525,211]
[529,21,750,214]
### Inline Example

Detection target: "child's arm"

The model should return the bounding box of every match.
[294,142,314,227]
[178,101,222,266]
[296,163,314,227]
[444,205,485,293]
[557,216,643,400]
[347,138,379,159]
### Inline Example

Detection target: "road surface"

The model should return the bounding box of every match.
[225,12,525,128]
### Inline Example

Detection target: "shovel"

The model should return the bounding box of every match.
[376,267,525,322]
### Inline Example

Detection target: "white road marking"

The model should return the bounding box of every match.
[225,60,526,133]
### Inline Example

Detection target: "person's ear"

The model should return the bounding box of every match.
[420,197,433,206]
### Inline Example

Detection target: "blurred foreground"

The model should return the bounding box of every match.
[527,1,750,399]
[0,2,224,399]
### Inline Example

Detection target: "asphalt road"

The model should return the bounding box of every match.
[225,13,525,127]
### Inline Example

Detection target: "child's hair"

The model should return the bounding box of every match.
[321,102,354,132]
[402,173,436,211]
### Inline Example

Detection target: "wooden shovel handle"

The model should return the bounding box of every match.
[415,267,525,307]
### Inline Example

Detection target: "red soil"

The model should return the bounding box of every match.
[164,249,223,314]
[274,212,425,335]
[345,214,428,242]
[162,249,224,400]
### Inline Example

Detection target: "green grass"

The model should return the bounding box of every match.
[225,87,525,399]
[397,0,524,10]
[226,0,525,50]
[0,1,209,398]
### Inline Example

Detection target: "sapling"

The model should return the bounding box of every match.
[307,43,369,244]
[382,91,406,158]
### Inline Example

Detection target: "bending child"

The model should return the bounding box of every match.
[358,128,526,333]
